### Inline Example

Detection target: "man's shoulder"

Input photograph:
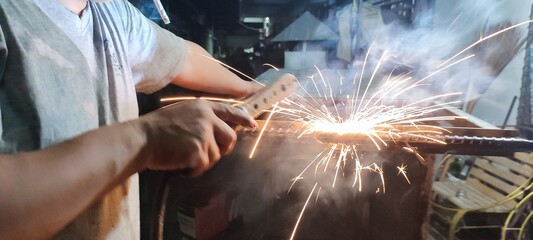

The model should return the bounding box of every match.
[93,0,137,15]
[0,0,34,10]
[92,0,146,34]
[0,0,54,31]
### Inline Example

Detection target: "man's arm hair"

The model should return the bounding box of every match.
[171,41,262,98]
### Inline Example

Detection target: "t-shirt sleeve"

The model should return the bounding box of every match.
[0,25,6,85]
[110,0,187,94]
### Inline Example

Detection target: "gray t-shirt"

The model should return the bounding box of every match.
[0,0,186,238]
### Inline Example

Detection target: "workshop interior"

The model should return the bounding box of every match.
[131,0,533,239]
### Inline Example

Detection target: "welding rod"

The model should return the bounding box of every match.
[153,0,170,24]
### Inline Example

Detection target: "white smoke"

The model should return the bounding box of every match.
[336,0,531,103]
[138,0,164,22]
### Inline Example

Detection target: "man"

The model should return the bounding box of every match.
[0,0,261,239]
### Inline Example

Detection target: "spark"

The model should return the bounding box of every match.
[315,187,322,202]
[376,163,386,193]
[314,66,328,88]
[249,102,279,159]
[353,152,364,191]
[289,182,318,240]
[262,63,280,71]
[446,12,463,32]
[262,43,468,210]
[402,147,426,163]
[438,19,533,68]
[171,19,528,240]
[288,148,328,193]
[332,144,349,187]
[261,61,462,205]
[397,164,411,185]
[356,51,387,114]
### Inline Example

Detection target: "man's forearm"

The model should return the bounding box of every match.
[0,98,255,239]
[0,121,147,239]
[171,41,259,98]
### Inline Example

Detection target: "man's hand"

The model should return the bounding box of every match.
[138,99,256,176]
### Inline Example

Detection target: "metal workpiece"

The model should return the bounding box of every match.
[236,121,533,156]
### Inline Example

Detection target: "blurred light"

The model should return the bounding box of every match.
[242,17,265,23]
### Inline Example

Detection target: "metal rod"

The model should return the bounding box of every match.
[236,121,533,156]
[153,0,170,24]
[502,95,518,129]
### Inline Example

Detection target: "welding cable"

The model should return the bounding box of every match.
[431,181,533,240]
[431,179,533,213]
[149,170,215,240]
[502,191,533,239]
[149,170,198,239]
[148,171,173,240]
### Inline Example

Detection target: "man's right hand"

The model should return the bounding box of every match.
[136,99,257,176]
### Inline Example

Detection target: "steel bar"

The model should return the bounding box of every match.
[236,121,533,156]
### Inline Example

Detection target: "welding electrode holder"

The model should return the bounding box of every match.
[176,74,298,177]
[236,73,298,119]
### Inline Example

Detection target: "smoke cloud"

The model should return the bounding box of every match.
[138,0,163,22]
[364,0,528,103]
[285,0,529,106]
